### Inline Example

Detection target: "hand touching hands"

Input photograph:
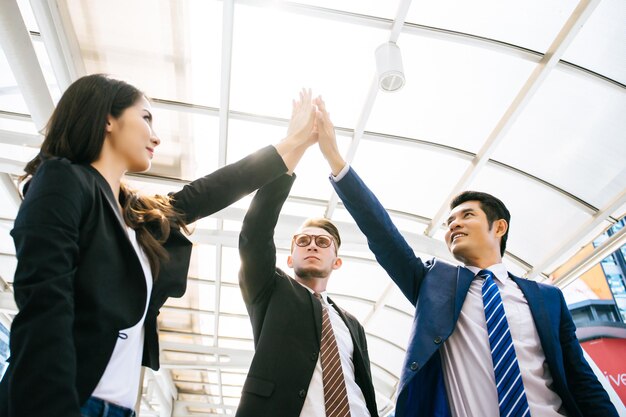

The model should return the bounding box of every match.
[314,97,346,176]
[275,89,319,174]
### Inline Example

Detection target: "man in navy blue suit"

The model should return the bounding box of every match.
[312,97,619,417]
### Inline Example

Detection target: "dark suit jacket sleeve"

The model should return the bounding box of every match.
[170,145,288,225]
[8,159,85,417]
[557,290,619,416]
[330,167,428,305]
[238,174,295,306]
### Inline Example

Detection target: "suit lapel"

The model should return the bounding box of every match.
[311,292,323,346]
[511,275,555,359]
[86,164,130,238]
[327,296,365,361]
[327,297,355,337]
[454,266,475,322]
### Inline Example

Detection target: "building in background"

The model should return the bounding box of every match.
[555,217,626,405]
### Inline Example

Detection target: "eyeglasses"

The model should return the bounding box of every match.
[292,234,334,249]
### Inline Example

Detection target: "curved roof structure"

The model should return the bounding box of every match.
[0,0,624,415]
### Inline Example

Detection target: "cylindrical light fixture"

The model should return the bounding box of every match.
[375,42,405,92]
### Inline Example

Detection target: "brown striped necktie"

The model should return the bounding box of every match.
[314,292,351,417]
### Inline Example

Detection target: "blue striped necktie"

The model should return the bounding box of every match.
[479,269,531,417]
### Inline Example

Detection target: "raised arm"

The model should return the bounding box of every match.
[316,98,428,305]
[8,159,85,417]
[238,174,296,306]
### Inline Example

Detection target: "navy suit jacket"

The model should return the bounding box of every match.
[331,167,618,417]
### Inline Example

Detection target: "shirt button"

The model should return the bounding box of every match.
[434,336,443,344]
[311,352,318,361]
[299,389,306,398]
[409,362,419,371]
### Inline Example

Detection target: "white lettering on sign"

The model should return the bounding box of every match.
[604,371,626,387]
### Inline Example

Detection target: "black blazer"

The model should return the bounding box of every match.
[0,146,288,417]
[236,174,379,417]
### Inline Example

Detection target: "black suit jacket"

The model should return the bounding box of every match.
[0,146,288,417]
[236,174,379,417]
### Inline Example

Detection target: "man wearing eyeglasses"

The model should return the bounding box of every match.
[236,171,378,417]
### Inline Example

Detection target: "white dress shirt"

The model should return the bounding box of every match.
[92,227,152,409]
[297,283,371,417]
[440,263,566,417]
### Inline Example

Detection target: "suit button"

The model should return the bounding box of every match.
[311,352,318,361]
[409,362,419,371]
[299,389,306,398]
[434,336,443,344]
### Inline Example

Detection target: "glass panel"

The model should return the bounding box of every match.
[492,68,626,210]
[562,0,626,84]
[367,336,406,377]
[406,0,579,53]
[227,118,351,201]
[469,164,593,267]
[64,0,223,107]
[221,247,242,284]
[0,48,28,114]
[219,285,248,316]
[292,0,400,19]
[218,315,254,339]
[366,306,413,348]
[327,295,374,322]
[326,259,391,301]
[366,33,536,153]
[230,3,388,129]
[147,107,219,180]
[351,139,471,219]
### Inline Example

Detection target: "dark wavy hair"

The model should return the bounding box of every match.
[21,74,185,278]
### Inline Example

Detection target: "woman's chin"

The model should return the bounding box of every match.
[128,160,151,173]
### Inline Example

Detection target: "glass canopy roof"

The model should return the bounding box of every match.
[0,0,624,415]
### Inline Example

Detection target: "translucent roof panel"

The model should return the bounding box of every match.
[469,164,595,267]
[226,117,351,201]
[492,68,626,210]
[145,107,219,180]
[366,33,536,153]
[351,139,471,219]
[0,48,28,114]
[2,0,626,415]
[562,0,626,84]
[293,0,400,20]
[64,0,223,107]
[230,3,388,129]
[406,0,579,53]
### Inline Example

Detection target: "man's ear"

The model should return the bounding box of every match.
[495,219,508,238]
[332,257,342,271]
[287,255,294,269]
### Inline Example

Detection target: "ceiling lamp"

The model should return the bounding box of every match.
[375,41,405,92]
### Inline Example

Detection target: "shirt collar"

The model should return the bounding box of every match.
[465,263,509,284]
[296,280,329,303]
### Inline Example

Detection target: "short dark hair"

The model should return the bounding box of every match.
[296,217,341,253]
[450,191,511,256]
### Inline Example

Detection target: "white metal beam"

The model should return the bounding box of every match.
[0,292,17,315]
[424,0,602,237]
[29,0,86,90]
[552,225,626,289]
[0,0,54,130]
[526,189,626,280]
[324,0,413,219]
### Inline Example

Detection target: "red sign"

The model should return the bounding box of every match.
[581,338,626,405]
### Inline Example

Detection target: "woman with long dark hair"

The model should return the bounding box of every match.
[0,74,317,417]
